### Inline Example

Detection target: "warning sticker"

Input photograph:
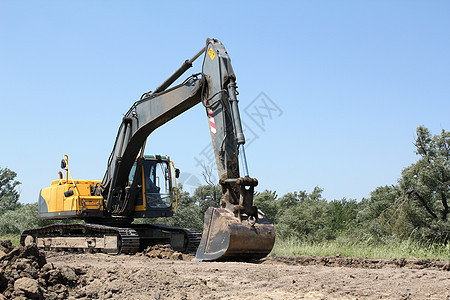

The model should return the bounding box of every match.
[207,46,215,61]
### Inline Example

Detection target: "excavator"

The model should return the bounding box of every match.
[21,38,275,261]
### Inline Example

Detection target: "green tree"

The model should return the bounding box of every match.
[327,198,359,235]
[141,184,204,229]
[254,190,278,223]
[356,185,400,243]
[277,187,324,214]
[395,126,450,243]
[192,184,221,215]
[276,187,333,241]
[170,184,204,229]
[0,167,22,214]
[401,126,450,221]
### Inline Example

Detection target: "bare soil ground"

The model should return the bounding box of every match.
[1,243,449,299]
[47,247,449,300]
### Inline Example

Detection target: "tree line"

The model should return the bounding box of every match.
[1,126,449,247]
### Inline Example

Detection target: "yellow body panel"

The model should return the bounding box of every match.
[39,179,103,219]
[38,155,176,219]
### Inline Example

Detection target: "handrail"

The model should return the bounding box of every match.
[62,155,81,214]
[170,161,178,211]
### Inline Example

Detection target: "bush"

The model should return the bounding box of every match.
[137,184,204,230]
[254,190,278,223]
[0,203,49,235]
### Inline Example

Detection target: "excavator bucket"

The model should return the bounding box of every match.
[195,207,275,261]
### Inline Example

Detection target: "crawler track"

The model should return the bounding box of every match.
[21,223,201,254]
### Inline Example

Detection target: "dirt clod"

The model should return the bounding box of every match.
[0,241,13,254]
[14,277,40,299]
[142,244,194,261]
[0,240,79,299]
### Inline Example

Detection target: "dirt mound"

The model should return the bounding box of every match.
[263,254,450,271]
[141,244,194,261]
[0,240,83,299]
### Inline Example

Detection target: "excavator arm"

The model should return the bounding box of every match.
[197,39,275,260]
[100,38,275,260]
[100,74,203,215]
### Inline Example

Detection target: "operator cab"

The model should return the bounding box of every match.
[128,155,179,218]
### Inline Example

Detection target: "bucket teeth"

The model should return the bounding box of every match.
[195,208,275,261]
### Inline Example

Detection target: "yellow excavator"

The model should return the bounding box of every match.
[21,38,275,261]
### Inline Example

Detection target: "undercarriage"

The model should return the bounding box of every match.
[21,223,201,254]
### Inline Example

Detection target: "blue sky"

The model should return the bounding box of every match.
[1,1,449,204]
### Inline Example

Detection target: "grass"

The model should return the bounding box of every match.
[2,233,449,261]
[271,237,450,260]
